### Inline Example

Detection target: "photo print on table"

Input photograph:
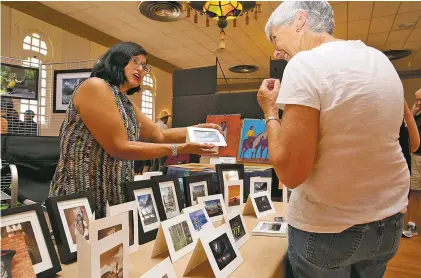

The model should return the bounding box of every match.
[261,222,282,232]
[183,174,213,207]
[255,195,272,213]
[168,221,194,252]
[216,164,245,198]
[224,210,249,249]
[191,182,207,205]
[224,180,244,212]
[182,203,212,232]
[63,205,90,244]
[99,243,124,278]
[134,188,161,233]
[209,233,237,271]
[158,181,180,219]
[197,194,227,222]
[250,177,272,196]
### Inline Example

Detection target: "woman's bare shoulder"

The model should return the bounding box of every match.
[74,77,113,107]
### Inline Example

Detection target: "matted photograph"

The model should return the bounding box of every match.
[250,177,272,196]
[183,174,213,207]
[182,203,212,232]
[45,192,94,263]
[0,204,61,276]
[193,129,221,143]
[199,225,243,278]
[140,257,177,278]
[159,181,180,219]
[100,243,124,278]
[53,69,91,113]
[224,180,244,212]
[225,211,249,248]
[222,170,239,182]
[89,212,129,244]
[134,188,161,233]
[191,182,207,205]
[198,194,227,222]
[255,195,272,213]
[0,63,39,100]
[252,221,287,237]
[246,191,276,219]
[107,201,139,254]
[216,164,245,198]
[160,214,198,263]
[186,126,227,147]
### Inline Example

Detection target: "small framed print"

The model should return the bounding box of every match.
[224,179,244,212]
[88,213,129,243]
[243,191,276,219]
[197,194,227,223]
[215,164,245,198]
[123,180,161,244]
[186,126,227,146]
[45,192,95,263]
[182,203,212,233]
[250,177,272,196]
[151,175,184,220]
[140,257,177,278]
[0,204,62,277]
[224,211,249,249]
[183,174,213,207]
[106,201,139,254]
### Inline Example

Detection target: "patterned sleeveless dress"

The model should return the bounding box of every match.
[49,82,140,217]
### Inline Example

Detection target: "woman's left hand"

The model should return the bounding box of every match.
[257,78,281,117]
[196,123,223,134]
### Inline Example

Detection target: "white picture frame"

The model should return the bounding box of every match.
[57,197,94,253]
[133,188,161,233]
[250,177,272,195]
[142,171,163,179]
[160,214,198,263]
[224,179,244,212]
[77,229,129,278]
[189,180,209,205]
[140,257,177,278]
[250,192,276,218]
[182,203,213,233]
[197,194,227,223]
[224,210,249,249]
[158,181,181,219]
[201,224,243,278]
[106,201,139,254]
[89,213,129,244]
[186,126,227,146]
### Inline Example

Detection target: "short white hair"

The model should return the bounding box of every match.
[265,1,335,40]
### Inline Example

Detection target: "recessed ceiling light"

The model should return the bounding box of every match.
[229,65,259,73]
[397,23,415,30]
[138,1,185,22]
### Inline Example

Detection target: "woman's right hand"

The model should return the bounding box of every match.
[179,142,218,155]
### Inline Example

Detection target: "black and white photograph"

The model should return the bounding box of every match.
[191,183,207,204]
[254,182,267,193]
[252,221,287,237]
[137,194,159,228]
[53,69,91,113]
[184,174,212,207]
[209,233,237,271]
[186,127,227,147]
[261,222,282,232]
[159,182,180,219]
[0,63,39,100]
[193,130,220,143]
[250,177,272,196]
[254,195,271,213]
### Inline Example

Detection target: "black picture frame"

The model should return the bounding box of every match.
[45,192,95,264]
[123,179,161,245]
[183,174,213,207]
[215,164,245,200]
[150,175,184,220]
[0,204,62,277]
[0,63,39,100]
[52,69,92,113]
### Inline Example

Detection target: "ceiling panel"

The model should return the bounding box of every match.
[334,22,347,39]
[369,15,395,34]
[332,3,347,23]
[348,2,374,21]
[372,1,400,17]
[408,28,421,42]
[367,33,389,45]
[184,29,214,44]
[384,42,405,50]
[387,29,412,43]
[348,19,370,37]
[398,1,421,14]
[391,11,421,31]
[403,40,421,52]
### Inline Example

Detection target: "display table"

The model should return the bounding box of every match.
[57,202,288,277]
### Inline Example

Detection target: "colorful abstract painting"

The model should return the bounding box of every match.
[237,119,269,163]
[206,114,241,157]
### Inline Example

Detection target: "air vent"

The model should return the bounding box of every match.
[229,65,259,73]
[383,49,412,61]
[138,1,185,22]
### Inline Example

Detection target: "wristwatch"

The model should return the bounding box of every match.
[172,144,178,157]
[265,116,279,124]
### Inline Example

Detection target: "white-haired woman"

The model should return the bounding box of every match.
[257,2,409,277]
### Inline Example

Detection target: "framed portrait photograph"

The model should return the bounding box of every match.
[186,126,227,146]
[45,192,95,263]
[123,180,161,244]
[183,174,213,207]
[197,194,227,223]
[224,179,244,213]
[53,69,91,113]
[224,210,249,249]
[0,204,61,277]
[151,175,184,220]
[182,203,212,233]
[140,257,177,278]
[215,164,245,198]
[250,177,272,196]
[106,201,139,254]
[0,63,39,100]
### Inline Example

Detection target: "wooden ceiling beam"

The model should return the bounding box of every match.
[2,1,181,73]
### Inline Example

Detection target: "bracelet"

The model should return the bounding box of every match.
[265,116,279,125]
[172,144,178,157]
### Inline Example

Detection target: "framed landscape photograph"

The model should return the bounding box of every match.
[182,203,212,233]
[183,174,213,207]
[0,204,61,277]
[197,194,227,223]
[53,69,91,113]
[224,179,244,212]
[123,180,161,244]
[45,192,95,263]
[0,63,39,100]
[151,176,184,220]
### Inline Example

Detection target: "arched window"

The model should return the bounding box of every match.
[21,33,47,125]
[141,73,155,120]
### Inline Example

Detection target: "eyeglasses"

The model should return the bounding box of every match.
[129,57,151,73]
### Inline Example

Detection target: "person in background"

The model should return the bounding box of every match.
[151,111,171,172]
[49,42,220,217]
[22,110,38,136]
[403,88,421,238]
[259,2,409,277]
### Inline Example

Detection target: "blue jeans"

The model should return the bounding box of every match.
[288,212,404,278]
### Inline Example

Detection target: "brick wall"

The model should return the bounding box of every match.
[1,234,36,277]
